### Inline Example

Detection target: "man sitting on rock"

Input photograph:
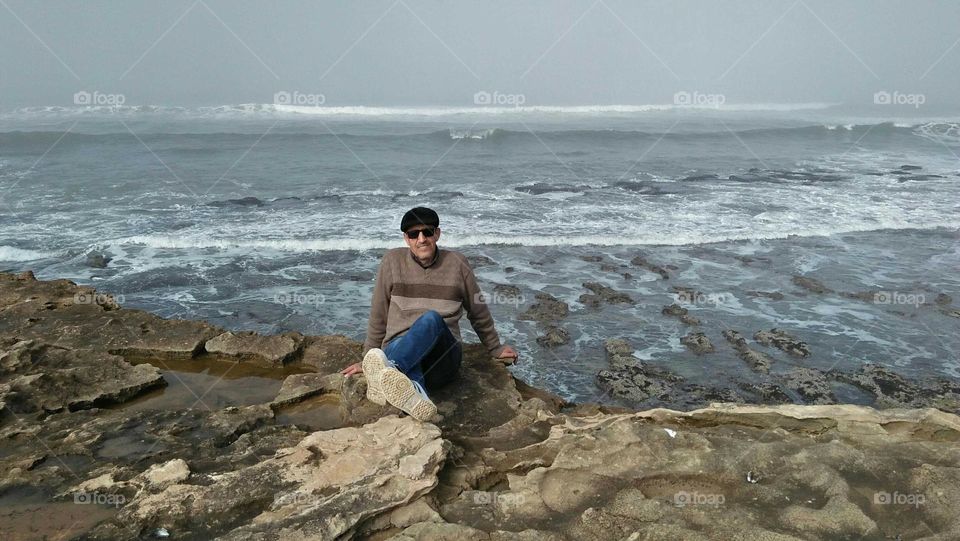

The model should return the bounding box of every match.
[341,206,518,421]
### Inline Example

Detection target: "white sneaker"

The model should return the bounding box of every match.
[378,367,437,422]
[361,348,388,405]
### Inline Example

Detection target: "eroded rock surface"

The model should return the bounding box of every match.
[1,273,959,540]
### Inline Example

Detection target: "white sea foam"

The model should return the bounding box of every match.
[4,102,839,120]
[0,246,56,261]
[113,219,960,253]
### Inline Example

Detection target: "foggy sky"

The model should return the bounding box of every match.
[1,0,958,110]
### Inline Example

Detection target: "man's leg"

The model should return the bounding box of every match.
[382,310,451,389]
[422,326,462,392]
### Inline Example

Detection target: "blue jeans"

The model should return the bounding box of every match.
[383,310,463,395]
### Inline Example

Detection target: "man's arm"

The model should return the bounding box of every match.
[362,253,392,355]
[461,260,508,357]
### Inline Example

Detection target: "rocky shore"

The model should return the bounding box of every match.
[1,271,959,540]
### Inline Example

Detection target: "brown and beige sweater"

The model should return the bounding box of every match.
[362,246,506,357]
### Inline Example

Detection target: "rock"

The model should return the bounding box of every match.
[85,252,112,268]
[207,196,264,207]
[205,331,304,364]
[781,367,836,404]
[935,293,952,306]
[680,332,715,355]
[514,182,590,195]
[721,330,773,373]
[535,326,569,348]
[0,340,165,413]
[747,290,785,301]
[661,303,687,317]
[754,328,811,358]
[831,363,960,413]
[138,459,191,489]
[88,416,448,540]
[900,164,923,170]
[299,335,361,374]
[492,284,521,298]
[582,282,634,304]
[518,293,569,324]
[579,255,603,262]
[466,254,497,268]
[0,273,221,359]
[629,254,670,279]
[792,275,833,295]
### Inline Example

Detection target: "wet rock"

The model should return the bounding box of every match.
[754,328,811,358]
[514,182,590,195]
[831,363,960,413]
[492,284,521,298]
[721,330,773,373]
[629,254,670,279]
[597,339,683,403]
[536,326,570,348]
[85,252,112,268]
[579,255,603,262]
[935,293,952,306]
[205,331,304,364]
[747,290,785,301]
[792,275,833,294]
[736,381,792,404]
[207,196,264,207]
[518,293,569,324]
[466,254,496,268]
[680,332,715,355]
[900,164,922,170]
[582,282,634,304]
[661,303,700,325]
[781,368,836,404]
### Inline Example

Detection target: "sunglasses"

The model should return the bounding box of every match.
[405,227,436,239]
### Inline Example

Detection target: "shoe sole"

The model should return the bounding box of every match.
[379,367,437,421]
[361,349,388,405]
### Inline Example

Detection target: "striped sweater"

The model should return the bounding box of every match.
[363,246,506,357]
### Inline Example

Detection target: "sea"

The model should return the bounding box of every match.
[1,103,957,403]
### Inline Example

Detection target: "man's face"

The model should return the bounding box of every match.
[403,225,441,261]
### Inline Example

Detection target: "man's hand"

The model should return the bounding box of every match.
[340,363,362,376]
[496,345,519,365]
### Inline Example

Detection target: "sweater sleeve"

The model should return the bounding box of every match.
[461,259,506,356]
[362,252,392,355]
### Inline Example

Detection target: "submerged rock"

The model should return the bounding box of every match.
[518,292,569,323]
[680,331,715,355]
[535,325,570,348]
[754,328,811,358]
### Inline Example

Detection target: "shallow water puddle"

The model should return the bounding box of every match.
[115,355,315,411]
[275,393,345,431]
[0,487,119,541]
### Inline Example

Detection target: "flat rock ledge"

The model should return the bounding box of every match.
[1,272,958,540]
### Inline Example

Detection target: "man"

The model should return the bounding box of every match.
[341,206,518,421]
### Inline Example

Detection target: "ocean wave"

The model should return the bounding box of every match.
[914,121,960,145]
[114,221,960,252]
[4,102,839,119]
[0,245,57,261]
[0,121,944,143]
